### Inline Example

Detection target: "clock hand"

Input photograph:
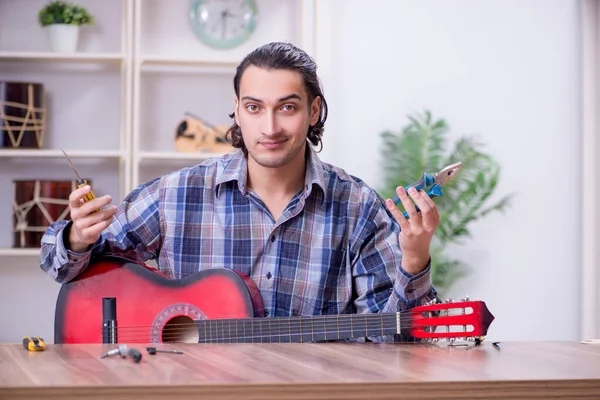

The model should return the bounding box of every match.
[221,10,227,39]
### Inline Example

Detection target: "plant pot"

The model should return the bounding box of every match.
[47,24,80,53]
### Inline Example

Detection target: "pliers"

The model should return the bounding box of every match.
[392,161,463,218]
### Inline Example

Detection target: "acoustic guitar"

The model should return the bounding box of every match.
[54,256,495,344]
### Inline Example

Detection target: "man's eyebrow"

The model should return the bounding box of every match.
[241,94,303,103]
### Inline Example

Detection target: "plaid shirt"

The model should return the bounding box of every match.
[40,146,436,340]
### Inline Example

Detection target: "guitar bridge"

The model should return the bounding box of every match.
[102,297,118,344]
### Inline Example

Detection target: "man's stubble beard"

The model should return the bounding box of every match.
[248,139,306,169]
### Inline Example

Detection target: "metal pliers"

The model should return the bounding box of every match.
[392,161,463,218]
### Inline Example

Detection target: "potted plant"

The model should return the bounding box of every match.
[378,110,514,295]
[37,1,94,53]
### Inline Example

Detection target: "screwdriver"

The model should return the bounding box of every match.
[146,347,184,355]
[61,149,99,212]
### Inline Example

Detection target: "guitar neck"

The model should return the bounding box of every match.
[194,313,402,343]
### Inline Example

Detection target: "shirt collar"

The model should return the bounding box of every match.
[215,149,248,197]
[215,145,327,202]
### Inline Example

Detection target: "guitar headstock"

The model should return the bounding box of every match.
[409,297,495,342]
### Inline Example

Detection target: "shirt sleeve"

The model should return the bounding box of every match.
[39,177,164,284]
[349,188,438,341]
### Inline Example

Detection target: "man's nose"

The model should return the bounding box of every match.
[263,111,281,135]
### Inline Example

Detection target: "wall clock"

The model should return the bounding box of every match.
[189,0,259,49]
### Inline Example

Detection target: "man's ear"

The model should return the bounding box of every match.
[310,96,321,126]
[234,96,240,125]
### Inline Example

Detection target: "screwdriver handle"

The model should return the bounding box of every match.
[76,179,100,212]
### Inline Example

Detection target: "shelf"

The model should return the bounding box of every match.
[0,149,124,158]
[0,248,40,257]
[139,55,237,74]
[0,52,125,63]
[138,151,230,162]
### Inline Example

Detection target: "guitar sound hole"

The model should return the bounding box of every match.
[162,315,199,343]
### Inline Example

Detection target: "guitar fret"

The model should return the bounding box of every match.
[277,315,281,343]
[228,319,231,343]
[242,319,247,343]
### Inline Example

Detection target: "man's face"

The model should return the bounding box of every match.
[234,65,321,169]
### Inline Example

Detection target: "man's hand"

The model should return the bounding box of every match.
[385,186,440,275]
[67,185,117,253]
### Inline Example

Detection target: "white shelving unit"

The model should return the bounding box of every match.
[0,0,316,259]
[0,0,133,256]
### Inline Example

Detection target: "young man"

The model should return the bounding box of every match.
[39,42,440,342]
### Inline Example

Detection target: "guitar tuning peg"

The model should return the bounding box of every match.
[461,295,470,302]
[443,298,453,303]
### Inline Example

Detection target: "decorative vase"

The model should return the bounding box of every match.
[12,180,90,248]
[47,24,80,53]
[0,81,46,149]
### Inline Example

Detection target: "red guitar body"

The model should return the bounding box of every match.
[54,256,264,344]
[54,256,495,344]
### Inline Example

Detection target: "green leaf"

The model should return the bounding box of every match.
[38,1,94,27]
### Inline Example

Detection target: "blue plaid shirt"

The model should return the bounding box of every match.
[40,146,436,338]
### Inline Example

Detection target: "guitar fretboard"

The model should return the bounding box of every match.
[193,313,402,343]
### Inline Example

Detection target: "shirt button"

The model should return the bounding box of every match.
[266,272,272,279]
[270,235,276,242]
[264,310,269,317]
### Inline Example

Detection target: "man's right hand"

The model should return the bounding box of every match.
[67,185,118,253]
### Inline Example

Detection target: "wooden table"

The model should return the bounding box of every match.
[1,341,600,399]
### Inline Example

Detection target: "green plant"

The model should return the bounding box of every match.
[379,110,513,294]
[38,1,94,27]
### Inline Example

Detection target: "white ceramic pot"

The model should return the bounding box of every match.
[47,24,80,53]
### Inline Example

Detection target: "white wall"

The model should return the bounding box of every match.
[315,0,582,341]
[0,0,585,343]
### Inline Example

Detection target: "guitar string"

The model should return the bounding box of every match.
[98,315,418,330]
[102,322,432,341]
[102,323,415,336]
[96,311,469,331]
[99,320,475,338]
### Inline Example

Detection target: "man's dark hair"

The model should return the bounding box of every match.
[225,41,328,153]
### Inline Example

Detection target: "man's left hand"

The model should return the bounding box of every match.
[385,186,440,275]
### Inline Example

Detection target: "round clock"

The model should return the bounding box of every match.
[189,0,259,49]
